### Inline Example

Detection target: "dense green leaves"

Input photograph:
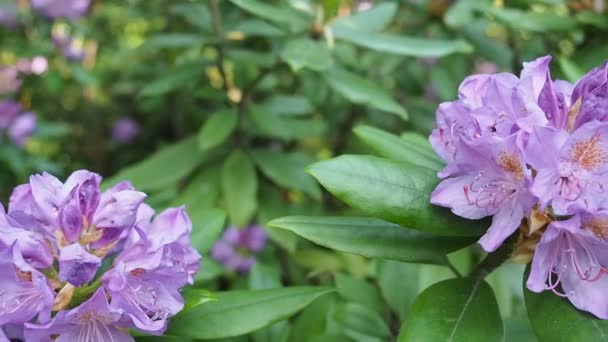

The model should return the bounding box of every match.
[167,287,334,339]
[138,63,204,97]
[268,216,475,263]
[330,2,397,34]
[251,108,327,141]
[197,109,238,150]
[398,278,503,342]
[524,268,608,341]
[307,155,487,236]
[324,69,408,120]
[229,0,310,32]
[354,125,443,170]
[104,137,203,191]
[222,150,258,227]
[281,39,333,72]
[251,150,321,200]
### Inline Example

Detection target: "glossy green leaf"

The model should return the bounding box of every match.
[249,262,282,290]
[335,273,385,314]
[324,69,408,120]
[307,155,487,236]
[281,39,333,72]
[104,137,202,191]
[330,3,397,35]
[333,29,473,58]
[197,109,238,150]
[376,260,419,320]
[268,216,476,263]
[523,266,608,341]
[229,0,310,32]
[289,295,335,342]
[354,125,443,170]
[221,150,258,227]
[189,208,226,255]
[398,278,503,342]
[333,302,390,341]
[261,95,313,117]
[167,287,334,339]
[181,288,217,311]
[251,150,321,200]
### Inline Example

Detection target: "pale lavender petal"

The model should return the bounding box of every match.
[58,243,101,286]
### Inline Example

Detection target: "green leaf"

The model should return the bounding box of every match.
[189,208,226,255]
[354,125,443,170]
[333,302,390,341]
[249,262,282,290]
[324,68,408,120]
[293,248,344,274]
[281,39,333,72]
[558,56,585,84]
[104,137,202,191]
[398,278,503,342]
[197,109,238,150]
[251,150,321,200]
[307,155,487,236]
[250,108,326,141]
[167,286,334,339]
[175,165,222,211]
[139,63,203,97]
[268,216,476,263]
[195,259,224,283]
[289,295,335,342]
[229,0,310,32]
[335,273,385,314]
[222,150,258,227]
[261,95,313,116]
[333,29,473,58]
[139,33,210,50]
[330,3,397,35]
[376,260,419,320]
[181,288,217,311]
[523,266,608,341]
[488,7,578,33]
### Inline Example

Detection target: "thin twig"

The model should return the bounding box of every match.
[209,0,229,93]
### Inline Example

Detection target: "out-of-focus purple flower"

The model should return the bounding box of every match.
[31,0,91,19]
[24,288,134,342]
[211,225,267,273]
[8,111,36,147]
[112,117,139,144]
[527,214,608,319]
[0,100,21,129]
[526,122,608,215]
[0,244,54,326]
[52,25,86,61]
[58,243,101,286]
[0,2,19,28]
[475,59,499,74]
[16,56,48,75]
[0,66,21,94]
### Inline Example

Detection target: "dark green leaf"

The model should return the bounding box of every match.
[251,150,321,200]
[307,155,487,236]
[324,69,408,120]
[261,95,313,116]
[268,216,476,263]
[167,287,334,339]
[335,273,385,314]
[398,278,503,342]
[229,0,310,32]
[250,108,326,141]
[197,109,238,150]
[281,39,333,72]
[333,302,390,341]
[222,150,258,227]
[189,208,226,255]
[376,260,419,320]
[489,7,578,33]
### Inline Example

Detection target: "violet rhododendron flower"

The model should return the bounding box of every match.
[0,170,201,339]
[0,100,36,147]
[31,0,91,19]
[429,55,608,319]
[112,117,140,144]
[211,225,267,273]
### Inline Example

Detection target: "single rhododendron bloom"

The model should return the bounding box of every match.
[211,225,267,273]
[0,170,200,339]
[429,55,608,318]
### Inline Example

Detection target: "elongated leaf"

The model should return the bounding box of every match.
[167,287,334,339]
[197,109,238,150]
[354,125,443,170]
[488,7,578,33]
[376,260,419,320]
[281,39,333,72]
[333,302,390,341]
[139,33,210,50]
[333,29,472,58]
[181,288,217,311]
[104,137,202,191]
[250,108,326,141]
[330,3,397,35]
[269,216,476,263]
[139,63,203,97]
[189,208,226,254]
[229,0,310,32]
[398,278,503,342]
[222,150,258,227]
[324,69,407,120]
[261,95,313,116]
[335,273,385,314]
[523,266,608,341]
[251,150,321,200]
[307,155,487,236]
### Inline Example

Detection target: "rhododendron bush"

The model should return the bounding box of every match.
[2,0,608,341]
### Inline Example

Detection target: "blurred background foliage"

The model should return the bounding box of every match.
[1,0,608,341]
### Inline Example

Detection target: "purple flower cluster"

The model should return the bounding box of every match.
[429,56,608,318]
[0,170,201,341]
[52,24,86,62]
[0,100,36,147]
[31,0,90,19]
[211,225,267,273]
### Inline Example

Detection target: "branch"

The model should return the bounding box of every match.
[471,235,517,281]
